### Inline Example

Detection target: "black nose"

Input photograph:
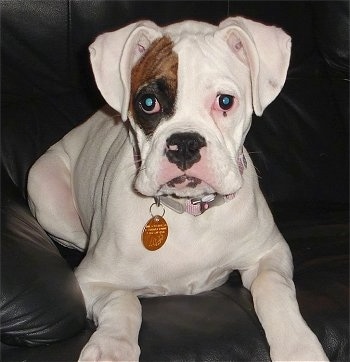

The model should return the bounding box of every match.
[166,132,207,171]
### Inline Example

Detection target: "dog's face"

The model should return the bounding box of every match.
[129,33,251,198]
[89,18,291,198]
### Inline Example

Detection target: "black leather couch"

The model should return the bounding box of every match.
[1,1,349,361]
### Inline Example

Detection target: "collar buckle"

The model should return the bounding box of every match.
[190,194,216,215]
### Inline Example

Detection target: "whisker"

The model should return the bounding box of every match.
[254,166,262,179]
[118,160,142,177]
[247,151,263,178]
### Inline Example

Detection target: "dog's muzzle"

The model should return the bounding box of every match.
[165,132,207,171]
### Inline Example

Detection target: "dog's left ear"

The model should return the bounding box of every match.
[217,17,291,116]
[89,21,162,120]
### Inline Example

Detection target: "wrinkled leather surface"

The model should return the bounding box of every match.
[1,170,87,347]
[1,1,348,361]
[1,194,348,361]
[1,1,349,202]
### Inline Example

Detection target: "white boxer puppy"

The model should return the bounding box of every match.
[28,17,328,361]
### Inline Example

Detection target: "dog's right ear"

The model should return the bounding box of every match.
[217,17,291,116]
[89,21,162,121]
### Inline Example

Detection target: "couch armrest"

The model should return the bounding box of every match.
[1,170,86,346]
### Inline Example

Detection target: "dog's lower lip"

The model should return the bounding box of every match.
[166,175,202,188]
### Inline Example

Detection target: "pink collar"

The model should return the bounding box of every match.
[155,193,236,216]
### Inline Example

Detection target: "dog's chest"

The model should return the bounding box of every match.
[138,217,233,295]
[81,205,260,297]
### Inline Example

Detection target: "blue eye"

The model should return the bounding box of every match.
[218,94,234,110]
[139,94,161,114]
[145,97,154,107]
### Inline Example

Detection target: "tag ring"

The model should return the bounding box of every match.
[150,202,165,218]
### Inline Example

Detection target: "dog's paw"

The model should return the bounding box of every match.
[78,336,140,362]
[272,348,328,362]
[270,334,329,362]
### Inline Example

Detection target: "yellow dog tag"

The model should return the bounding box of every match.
[142,215,168,251]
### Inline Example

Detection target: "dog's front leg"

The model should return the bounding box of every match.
[241,240,328,361]
[78,283,142,362]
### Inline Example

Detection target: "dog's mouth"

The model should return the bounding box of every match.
[166,175,203,189]
[135,147,246,198]
[157,174,216,198]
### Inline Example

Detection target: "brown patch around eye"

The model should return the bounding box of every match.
[129,36,178,133]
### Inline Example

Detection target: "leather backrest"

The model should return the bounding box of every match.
[1,0,348,205]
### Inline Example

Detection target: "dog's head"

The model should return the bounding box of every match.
[89,17,291,198]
